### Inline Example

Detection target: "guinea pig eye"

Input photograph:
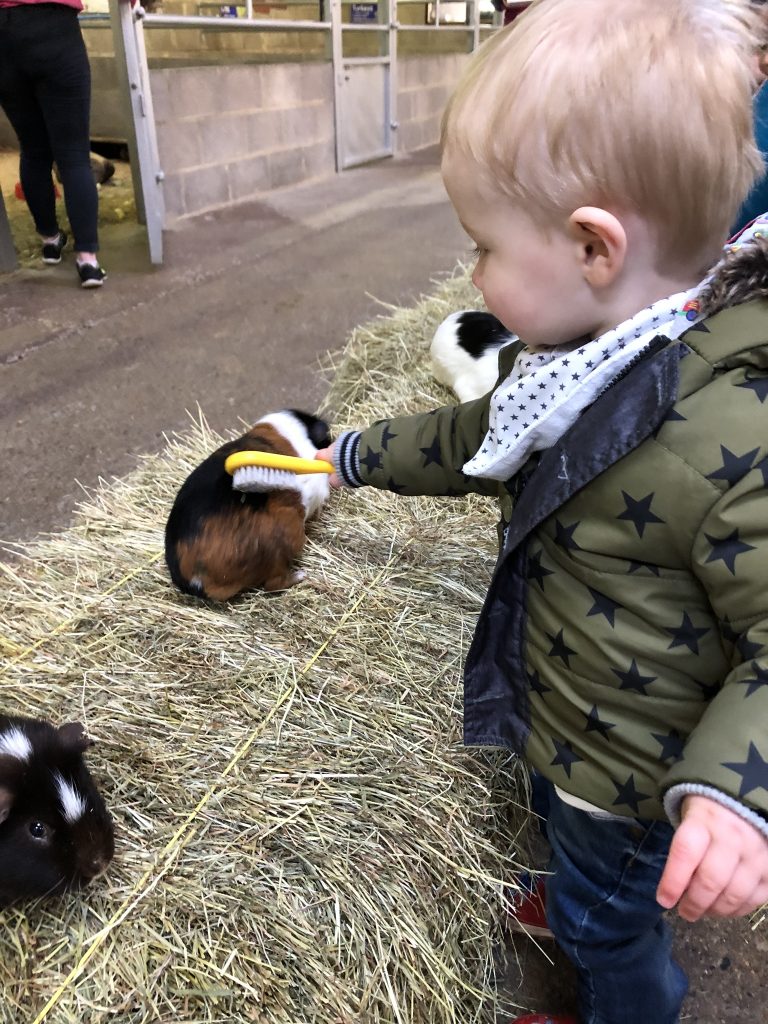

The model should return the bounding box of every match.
[28,820,48,841]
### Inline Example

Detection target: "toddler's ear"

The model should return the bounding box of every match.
[568,207,627,289]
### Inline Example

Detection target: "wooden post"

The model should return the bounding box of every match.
[0,188,18,273]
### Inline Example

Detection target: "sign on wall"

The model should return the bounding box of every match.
[350,3,378,22]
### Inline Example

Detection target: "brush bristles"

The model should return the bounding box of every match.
[232,466,302,493]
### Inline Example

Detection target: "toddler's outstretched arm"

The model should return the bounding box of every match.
[315,444,341,489]
[312,397,500,499]
[657,795,768,921]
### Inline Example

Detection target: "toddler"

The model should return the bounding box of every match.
[318,1,768,1021]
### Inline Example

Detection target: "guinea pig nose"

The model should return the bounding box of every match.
[82,858,107,880]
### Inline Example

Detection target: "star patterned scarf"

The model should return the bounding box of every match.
[462,214,768,483]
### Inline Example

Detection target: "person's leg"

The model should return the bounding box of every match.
[32,9,100,258]
[0,13,60,241]
[542,784,688,1024]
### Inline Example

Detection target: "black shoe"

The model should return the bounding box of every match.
[42,231,67,264]
[77,262,107,289]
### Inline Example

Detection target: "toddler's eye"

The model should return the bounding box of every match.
[469,245,485,259]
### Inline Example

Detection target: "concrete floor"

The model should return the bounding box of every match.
[1,148,766,1023]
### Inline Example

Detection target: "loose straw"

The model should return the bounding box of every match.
[30,541,410,1024]
[0,552,163,677]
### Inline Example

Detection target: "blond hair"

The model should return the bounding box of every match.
[442,0,765,267]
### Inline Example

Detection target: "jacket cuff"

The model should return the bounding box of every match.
[333,430,366,488]
[664,783,768,842]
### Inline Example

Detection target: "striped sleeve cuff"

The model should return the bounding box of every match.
[333,430,366,488]
[664,783,768,842]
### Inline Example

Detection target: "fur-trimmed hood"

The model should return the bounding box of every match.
[700,233,768,317]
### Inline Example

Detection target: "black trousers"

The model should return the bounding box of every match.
[0,3,99,252]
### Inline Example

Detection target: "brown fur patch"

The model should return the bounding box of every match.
[175,489,306,600]
[700,235,768,318]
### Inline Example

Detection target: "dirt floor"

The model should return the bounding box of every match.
[0,146,136,265]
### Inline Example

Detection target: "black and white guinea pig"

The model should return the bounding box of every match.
[429,310,517,403]
[0,715,115,908]
[165,409,332,601]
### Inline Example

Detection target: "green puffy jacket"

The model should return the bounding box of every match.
[335,246,768,831]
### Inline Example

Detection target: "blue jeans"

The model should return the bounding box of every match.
[534,777,688,1024]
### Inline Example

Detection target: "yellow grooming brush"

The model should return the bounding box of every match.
[224,450,334,493]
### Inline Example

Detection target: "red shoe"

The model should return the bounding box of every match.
[508,878,554,939]
[508,1016,578,1024]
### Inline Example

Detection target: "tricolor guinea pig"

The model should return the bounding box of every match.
[0,716,115,908]
[165,409,332,600]
[429,310,516,403]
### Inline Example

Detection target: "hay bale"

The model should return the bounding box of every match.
[0,269,532,1023]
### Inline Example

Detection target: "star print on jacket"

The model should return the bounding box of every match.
[527,550,553,589]
[736,372,768,402]
[652,730,684,762]
[612,659,656,694]
[707,445,760,485]
[584,705,616,739]
[612,774,652,813]
[616,491,665,536]
[722,743,768,799]
[360,446,382,473]
[554,519,580,550]
[528,669,550,696]
[547,629,577,666]
[586,587,622,627]
[665,612,710,654]
[739,663,768,697]
[737,635,763,661]
[381,423,398,449]
[551,738,583,777]
[420,437,443,467]
[704,529,756,574]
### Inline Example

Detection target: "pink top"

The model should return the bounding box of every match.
[0,0,84,11]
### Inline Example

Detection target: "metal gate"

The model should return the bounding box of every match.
[331,0,397,170]
[110,0,165,265]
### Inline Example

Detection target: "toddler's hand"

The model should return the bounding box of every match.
[657,795,768,921]
[315,444,342,489]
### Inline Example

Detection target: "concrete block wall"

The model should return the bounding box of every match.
[151,61,336,220]
[395,52,468,154]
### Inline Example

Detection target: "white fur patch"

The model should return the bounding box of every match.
[430,312,507,404]
[257,411,317,460]
[256,411,331,520]
[54,773,88,824]
[0,727,33,762]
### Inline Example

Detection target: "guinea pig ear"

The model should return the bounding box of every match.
[57,722,94,754]
[0,787,13,825]
[0,759,18,824]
